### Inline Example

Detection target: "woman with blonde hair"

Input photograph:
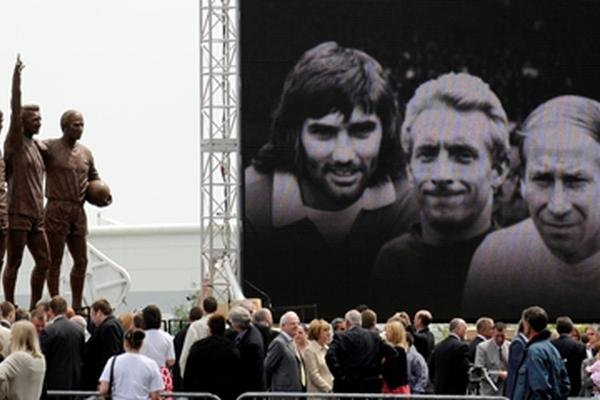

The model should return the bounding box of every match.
[0,320,46,399]
[304,319,334,393]
[382,320,410,394]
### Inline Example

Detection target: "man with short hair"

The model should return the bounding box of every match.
[410,309,435,361]
[179,296,218,377]
[3,55,50,309]
[468,317,494,362]
[429,318,470,395]
[512,306,570,400]
[370,73,510,318]
[474,322,509,395]
[41,109,109,311]
[551,316,586,396]
[265,311,305,391]
[582,324,600,396]
[505,321,528,399]
[464,96,600,319]
[331,317,346,334]
[31,308,46,335]
[253,307,279,353]
[361,309,377,332]
[184,314,243,400]
[228,305,265,392]
[326,309,397,393]
[244,41,418,317]
[40,295,85,391]
[0,301,15,329]
[81,298,124,390]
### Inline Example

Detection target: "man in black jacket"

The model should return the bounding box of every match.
[253,307,279,354]
[228,305,265,392]
[429,318,470,395]
[173,305,202,391]
[184,314,243,400]
[412,309,435,361]
[81,299,124,390]
[551,316,586,396]
[40,296,85,391]
[326,309,397,393]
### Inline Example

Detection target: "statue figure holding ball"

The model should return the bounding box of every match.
[41,109,111,311]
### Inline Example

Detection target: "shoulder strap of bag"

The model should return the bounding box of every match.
[109,354,119,396]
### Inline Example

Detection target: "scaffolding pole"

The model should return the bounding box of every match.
[199,0,241,305]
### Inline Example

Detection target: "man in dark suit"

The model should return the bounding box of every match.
[81,299,124,390]
[254,308,279,355]
[429,318,470,395]
[40,296,85,391]
[468,317,494,362]
[228,305,265,392]
[551,316,586,396]
[326,309,397,393]
[184,314,243,400]
[505,321,528,398]
[411,309,435,361]
[265,311,304,391]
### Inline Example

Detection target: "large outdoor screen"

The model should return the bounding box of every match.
[241,0,600,321]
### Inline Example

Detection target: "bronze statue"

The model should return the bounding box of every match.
[42,109,109,311]
[3,55,50,308]
[0,111,8,293]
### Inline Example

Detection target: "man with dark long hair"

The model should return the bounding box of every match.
[244,42,417,316]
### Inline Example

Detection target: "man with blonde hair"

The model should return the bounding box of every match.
[370,72,510,318]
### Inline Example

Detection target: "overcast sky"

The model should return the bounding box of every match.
[0,1,200,226]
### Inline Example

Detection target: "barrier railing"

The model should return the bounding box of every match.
[237,393,509,400]
[46,391,509,400]
[46,390,222,399]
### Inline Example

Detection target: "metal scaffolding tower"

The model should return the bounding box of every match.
[199,0,243,304]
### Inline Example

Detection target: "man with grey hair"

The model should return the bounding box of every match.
[228,305,265,392]
[428,318,469,394]
[265,311,305,391]
[463,95,600,319]
[370,72,510,318]
[326,309,397,393]
[468,317,494,362]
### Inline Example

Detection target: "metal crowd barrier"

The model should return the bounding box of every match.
[46,391,510,400]
[237,393,509,400]
[46,390,222,399]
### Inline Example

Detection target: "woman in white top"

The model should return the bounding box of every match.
[99,328,164,400]
[304,319,334,393]
[0,320,46,400]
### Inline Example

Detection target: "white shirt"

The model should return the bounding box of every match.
[139,329,175,368]
[100,353,163,400]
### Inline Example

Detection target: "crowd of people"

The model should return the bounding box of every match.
[0,293,597,399]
